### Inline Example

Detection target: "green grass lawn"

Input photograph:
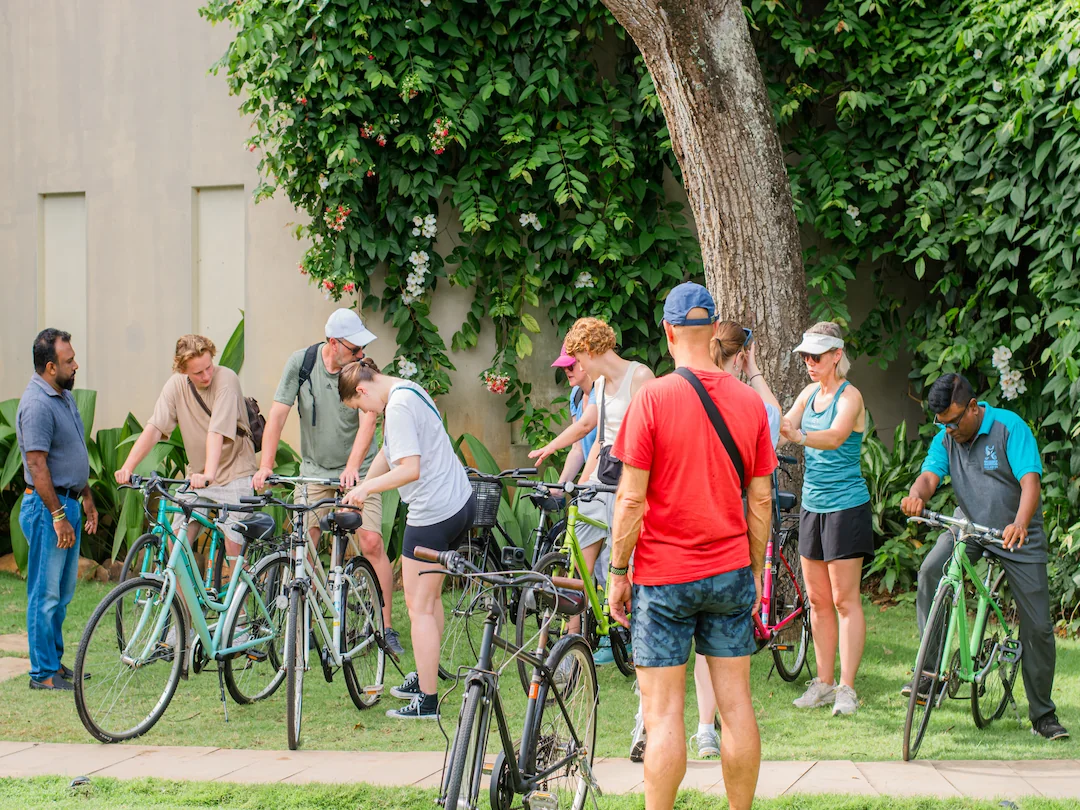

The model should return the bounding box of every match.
[0,572,1076,761]
[1,777,1076,810]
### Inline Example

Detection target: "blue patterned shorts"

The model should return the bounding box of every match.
[631,567,756,667]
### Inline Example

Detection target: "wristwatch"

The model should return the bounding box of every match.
[796,429,807,446]
[608,564,629,577]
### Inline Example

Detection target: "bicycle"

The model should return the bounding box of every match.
[251,474,389,750]
[753,453,811,681]
[902,509,1021,761]
[73,474,288,743]
[417,545,600,810]
[513,478,633,694]
[118,476,230,597]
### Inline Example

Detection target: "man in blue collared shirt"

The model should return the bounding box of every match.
[901,373,1067,741]
[15,329,98,691]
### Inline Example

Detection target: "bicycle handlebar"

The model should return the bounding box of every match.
[266,474,343,487]
[239,491,361,513]
[511,479,619,496]
[777,454,798,466]
[414,546,585,592]
[464,467,538,482]
[908,509,1004,542]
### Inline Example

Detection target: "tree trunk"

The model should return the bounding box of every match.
[601,0,809,404]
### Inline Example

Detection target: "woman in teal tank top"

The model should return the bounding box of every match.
[780,322,872,719]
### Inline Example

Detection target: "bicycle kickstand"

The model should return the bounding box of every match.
[217,668,230,723]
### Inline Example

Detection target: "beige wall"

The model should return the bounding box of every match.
[0,0,915,470]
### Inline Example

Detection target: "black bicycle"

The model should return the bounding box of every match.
[416,546,600,810]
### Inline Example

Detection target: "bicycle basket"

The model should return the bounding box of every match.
[470,479,502,528]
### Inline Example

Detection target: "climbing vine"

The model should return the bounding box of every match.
[200,0,702,445]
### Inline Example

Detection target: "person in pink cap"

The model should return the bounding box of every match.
[530,344,599,483]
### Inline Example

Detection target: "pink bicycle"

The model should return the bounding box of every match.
[752,454,810,681]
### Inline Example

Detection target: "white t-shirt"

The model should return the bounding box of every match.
[382,382,472,526]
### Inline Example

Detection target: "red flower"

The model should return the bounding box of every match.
[368,54,375,60]
[248,144,256,152]
[343,282,356,293]
[434,147,445,154]
[322,279,335,291]
[366,170,375,177]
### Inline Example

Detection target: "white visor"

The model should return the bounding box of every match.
[792,333,844,355]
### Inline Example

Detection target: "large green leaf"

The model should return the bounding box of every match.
[110,488,146,561]
[461,433,499,476]
[9,493,28,575]
[218,312,245,373]
[72,389,97,442]
[1,441,24,492]
[0,398,18,429]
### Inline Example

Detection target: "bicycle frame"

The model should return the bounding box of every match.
[559,500,612,636]
[143,494,225,591]
[756,467,804,641]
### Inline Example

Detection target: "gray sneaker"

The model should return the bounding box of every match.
[689,728,720,759]
[832,685,858,716]
[793,678,836,709]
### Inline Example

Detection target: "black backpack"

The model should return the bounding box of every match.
[297,343,323,426]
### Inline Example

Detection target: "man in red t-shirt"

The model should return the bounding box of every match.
[609,283,776,810]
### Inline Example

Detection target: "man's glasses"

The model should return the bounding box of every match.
[339,339,363,358]
[934,415,963,430]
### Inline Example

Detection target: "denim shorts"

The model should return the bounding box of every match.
[631,567,756,667]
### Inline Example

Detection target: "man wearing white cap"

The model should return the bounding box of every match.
[255,308,402,654]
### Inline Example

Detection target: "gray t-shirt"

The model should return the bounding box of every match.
[274,345,376,479]
[16,374,90,491]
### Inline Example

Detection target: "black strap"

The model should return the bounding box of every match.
[296,343,323,426]
[674,368,747,489]
[572,386,584,409]
[187,378,213,419]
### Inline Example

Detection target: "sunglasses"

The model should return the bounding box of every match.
[742,328,753,347]
[338,339,364,357]
[799,351,823,363]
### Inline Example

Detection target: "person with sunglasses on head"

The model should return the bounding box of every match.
[899,373,1068,741]
[779,321,871,718]
[252,308,402,655]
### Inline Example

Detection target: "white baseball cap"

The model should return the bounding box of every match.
[325,308,377,347]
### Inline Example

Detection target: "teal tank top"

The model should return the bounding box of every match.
[801,381,870,513]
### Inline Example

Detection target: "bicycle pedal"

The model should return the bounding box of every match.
[319,648,334,684]
[1000,639,1022,664]
[526,791,558,810]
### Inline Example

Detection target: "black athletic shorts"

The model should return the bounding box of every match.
[402,495,476,562]
[798,502,873,562]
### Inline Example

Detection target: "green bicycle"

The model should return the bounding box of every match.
[118,476,230,596]
[514,478,634,693]
[74,474,291,743]
[902,509,1022,761]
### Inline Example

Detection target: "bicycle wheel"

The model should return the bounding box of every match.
[74,577,185,743]
[516,550,576,693]
[342,556,387,710]
[439,537,506,681]
[119,533,164,582]
[285,588,307,750]
[222,552,292,704]
[522,635,598,810]
[609,623,635,677]
[972,569,1021,728]
[442,680,489,810]
[771,529,809,682]
[903,581,954,761]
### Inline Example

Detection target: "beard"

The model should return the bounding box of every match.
[57,371,76,390]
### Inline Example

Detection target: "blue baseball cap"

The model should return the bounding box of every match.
[662,282,717,326]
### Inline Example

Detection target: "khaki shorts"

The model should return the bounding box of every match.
[171,475,255,548]
[292,482,382,556]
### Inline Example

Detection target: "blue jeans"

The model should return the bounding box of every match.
[21,492,82,682]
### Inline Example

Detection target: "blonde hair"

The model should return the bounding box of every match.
[564,317,616,357]
[337,358,380,403]
[806,321,850,379]
[710,321,747,366]
[173,335,216,373]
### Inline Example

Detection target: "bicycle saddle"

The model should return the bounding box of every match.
[530,586,586,617]
[527,492,562,513]
[776,491,797,512]
[231,512,276,542]
[321,510,364,533]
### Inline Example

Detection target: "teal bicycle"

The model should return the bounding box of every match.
[74,474,291,742]
[119,476,230,597]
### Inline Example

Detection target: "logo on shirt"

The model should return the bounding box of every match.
[984,444,999,472]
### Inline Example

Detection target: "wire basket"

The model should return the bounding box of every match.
[470,479,502,528]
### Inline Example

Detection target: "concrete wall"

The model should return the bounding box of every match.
[0,0,916,470]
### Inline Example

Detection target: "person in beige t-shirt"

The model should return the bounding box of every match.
[116,335,257,557]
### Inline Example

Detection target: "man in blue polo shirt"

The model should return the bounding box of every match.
[16,329,98,691]
[901,373,1068,741]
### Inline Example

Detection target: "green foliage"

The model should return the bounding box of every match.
[218,311,246,373]
[200,0,701,446]
[753,0,1080,620]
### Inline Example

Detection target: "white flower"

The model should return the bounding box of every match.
[413,216,423,227]
[412,227,421,236]
[422,224,437,238]
[992,345,1012,369]
[846,204,860,218]
[574,271,596,289]
[519,213,531,227]
[518,211,541,230]
[401,293,417,305]
[1008,369,1023,383]
[398,358,418,378]
[420,0,431,6]
[416,250,429,264]
[318,176,330,191]
[974,49,983,60]
[533,220,541,231]
[992,80,1003,93]
[424,214,437,226]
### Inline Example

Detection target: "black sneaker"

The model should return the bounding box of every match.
[29,677,74,692]
[386,692,439,720]
[900,675,934,698]
[1032,714,1070,741]
[390,671,421,700]
[384,629,405,657]
[57,664,90,682]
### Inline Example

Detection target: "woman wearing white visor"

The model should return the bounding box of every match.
[780,322,871,718]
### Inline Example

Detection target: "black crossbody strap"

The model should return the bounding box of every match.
[674,368,747,489]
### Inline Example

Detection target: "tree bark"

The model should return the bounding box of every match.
[601,0,809,403]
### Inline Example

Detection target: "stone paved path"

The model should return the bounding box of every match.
[0,741,1077,798]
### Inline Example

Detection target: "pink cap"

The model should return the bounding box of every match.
[551,343,575,368]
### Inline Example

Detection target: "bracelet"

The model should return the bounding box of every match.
[50,507,65,517]
[52,513,67,523]
[608,564,629,577]
[748,373,763,384]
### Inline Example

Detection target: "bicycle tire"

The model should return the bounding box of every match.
[439,537,506,681]
[341,556,387,710]
[971,569,1021,728]
[516,550,575,694]
[285,588,306,750]
[771,527,809,682]
[609,623,634,677]
[119,533,164,583]
[521,634,598,810]
[74,576,185,743]
[222,552,291,704]
[903,580,954,761]
[442,680,487,810]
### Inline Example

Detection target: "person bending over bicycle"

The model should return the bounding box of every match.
[900,373,1068,741]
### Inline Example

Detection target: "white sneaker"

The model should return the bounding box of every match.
[689,728,720,759]
[629,711,647,763]
[832,684,858,716]
[793,678,836,709]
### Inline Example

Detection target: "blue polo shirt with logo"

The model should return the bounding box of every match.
[922,402,1045,563]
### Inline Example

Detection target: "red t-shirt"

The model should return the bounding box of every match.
[612,367,777,586]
